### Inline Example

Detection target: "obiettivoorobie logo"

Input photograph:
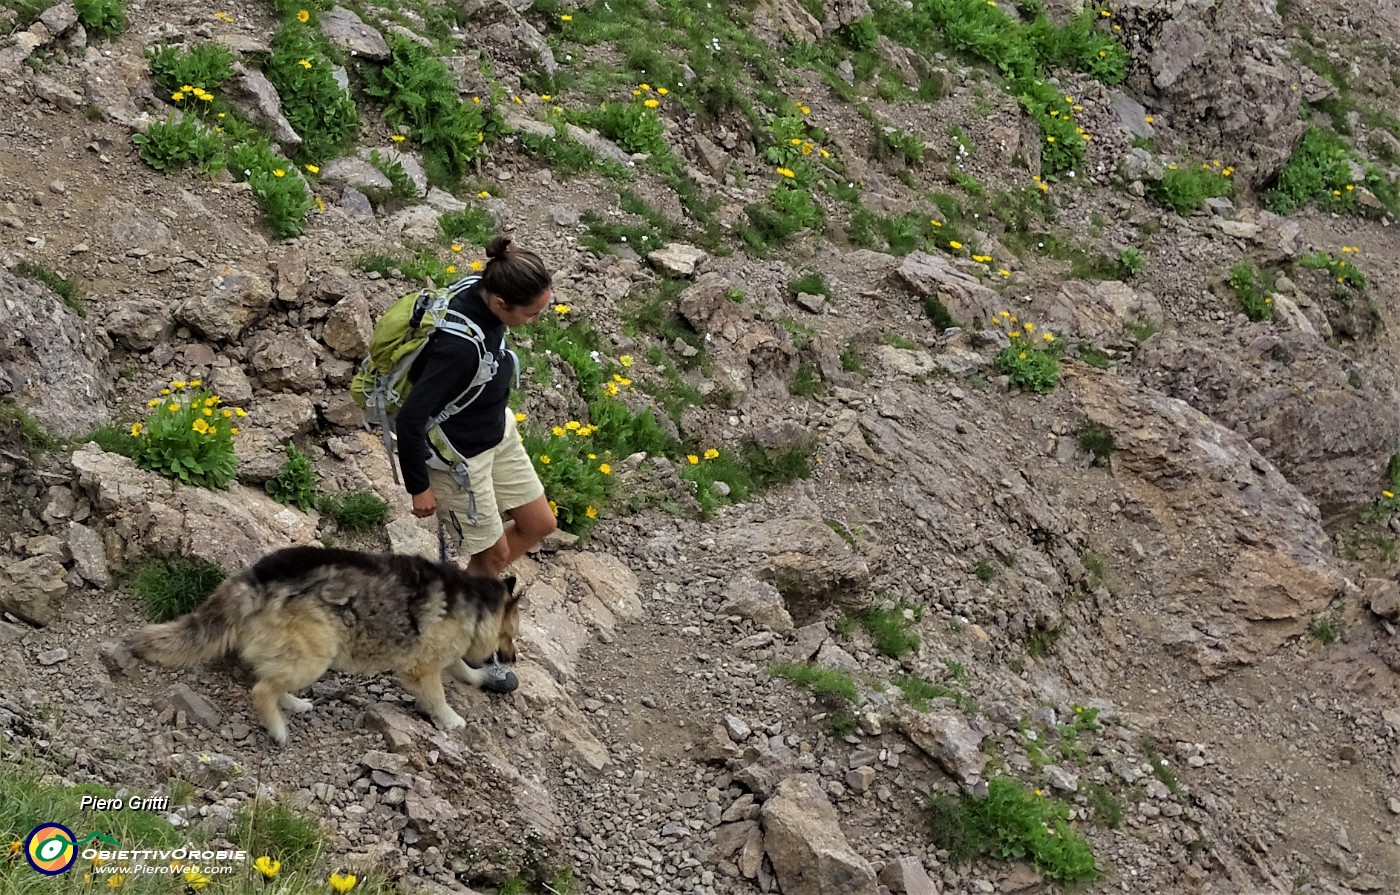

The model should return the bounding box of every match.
[23,823,119,875]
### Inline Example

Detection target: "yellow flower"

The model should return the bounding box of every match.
[235,408,248,417]
[273,169,286,178]
[1047,136,1056,143]
[470,260,484,271]
[643,98,660,108]
[614,375,632,386]
[687,454,699,465]
[1042,332,1055,342]
[514,411,527,422]
[949,240,963,250]
[391,134,406,143]
[147,398,160,407]
[539,455,551,464]
[1346,184,1354,191]
[657,87,669,95]
[548,500,558,514]
[202,407,213,416]
[552,426,567,437]
[639,83,651,91]
[303,163,320,175]
[161,388,172,395]
[7,840,19,857]
[1145,115,1154,124]
[131,422,144,436]
[172,380,187,389]
[798,104,810,114]
[168,403,180,412]
[298,59,312,69]
[619,354,634,367]
[585,506,599,519]
[560,13,572,20]
[1008,331,1021,339]
[588,453,597,460]
[327,873,357,894]
[1038,182,1049,192]
[599,463,612,475]
[223,409,233,418]
[172,91,186,101]
[1034,789,1044,798]
[930,220,942,228]
[1018,352,1027,360]
[1023,322,1035,332]
[776,167,795,178]
[445,265,456,274]
[184,870,210,890]
[819,148,830,158]
[203,396,217,406]
[554,304,571,314]
[512,95,523,104]
[604,382,619,397]
[230,427,239,435]
[1000,311,1010,317]
[631,89,641,96]
[1384,491,1395,499]
[540,94,552,101]
[565,421,581,431]
[193,419,209,434]
[214,11,234,22]
[999,269,1011,277]
[296,8,309,22]
[107,875,125,888]
[704,448,720,460]
[790,138,802,146]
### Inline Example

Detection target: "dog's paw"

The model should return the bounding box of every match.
[434,710,467,732]
[279,694,314,714]
[266,719,289,746]
[447,659,486,686]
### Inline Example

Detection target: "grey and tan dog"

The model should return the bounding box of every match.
[124,546,520,745]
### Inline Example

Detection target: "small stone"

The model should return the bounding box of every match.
[36,647,69,666]
[724,714,752,742]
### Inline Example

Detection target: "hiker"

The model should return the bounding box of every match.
[395,236,557,691]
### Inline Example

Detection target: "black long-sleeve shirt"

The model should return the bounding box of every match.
[395,283,514,495]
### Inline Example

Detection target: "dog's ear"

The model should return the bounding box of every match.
[502,575,517,595]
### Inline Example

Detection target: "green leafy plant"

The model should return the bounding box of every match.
[1308,612,1341,645]
[318,491,390,533]
[843,602,923,658]
[1148,161,1235,215]
[1139,737,1180,794]
[1227,262,1276,322]
[873,126,925,166]
[1267,125,1397,216]
[1117,247,1144,278]
[363,34,503,187]
[992,313,1062,393]
[266,443,318,512]
[131,380,245,489]
[227,138,313,237]
[1077,422,1114,463]
[131,556,226,621]
[743,182,823,248]
[367,149,422,200]
[74,0,126,38]
[132,113,225,173]
[767,663,858,704]
[265,22,360,162]
[1298,250,1367,291]
[579,94,669,156]
[788,272,831,300]
[355,249,455,283]
[147,43,235,98]
[928,776,1099,884]
[439,205,497,247]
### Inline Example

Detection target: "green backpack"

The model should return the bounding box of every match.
[350,275,510,486]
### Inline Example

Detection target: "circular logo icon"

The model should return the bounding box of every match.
[24,823,77,875]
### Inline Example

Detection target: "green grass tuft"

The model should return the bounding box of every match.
[129,556,225,622]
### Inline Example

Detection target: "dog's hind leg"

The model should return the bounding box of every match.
[251,667,327,745]
[397,668,466,732]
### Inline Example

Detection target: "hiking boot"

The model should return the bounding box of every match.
[465,658,519,694]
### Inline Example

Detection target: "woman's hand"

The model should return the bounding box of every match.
[411,488,437,518]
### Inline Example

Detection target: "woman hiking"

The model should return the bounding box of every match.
[396,235,557,694]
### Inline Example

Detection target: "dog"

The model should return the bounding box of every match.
[123,545,520,745]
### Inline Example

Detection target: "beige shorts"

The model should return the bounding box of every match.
[428,408,545,557]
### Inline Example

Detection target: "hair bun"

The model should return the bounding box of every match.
[485,235,512,260]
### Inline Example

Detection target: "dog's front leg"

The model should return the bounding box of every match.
[398,669,466,732]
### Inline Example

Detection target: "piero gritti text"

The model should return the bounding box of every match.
[78,795,171,812]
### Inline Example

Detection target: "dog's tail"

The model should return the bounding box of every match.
[124,574,258,667]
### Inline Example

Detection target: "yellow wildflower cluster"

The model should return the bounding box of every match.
[1198,158,1235,177]
[213,11,234,22]
[1340,245,1361,254]
[993,311,1056,345]
[172,85,214,103]
[137,379,247,440]
[550,419,601,438]
[686,448,722,464]
[602,372,633,398]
